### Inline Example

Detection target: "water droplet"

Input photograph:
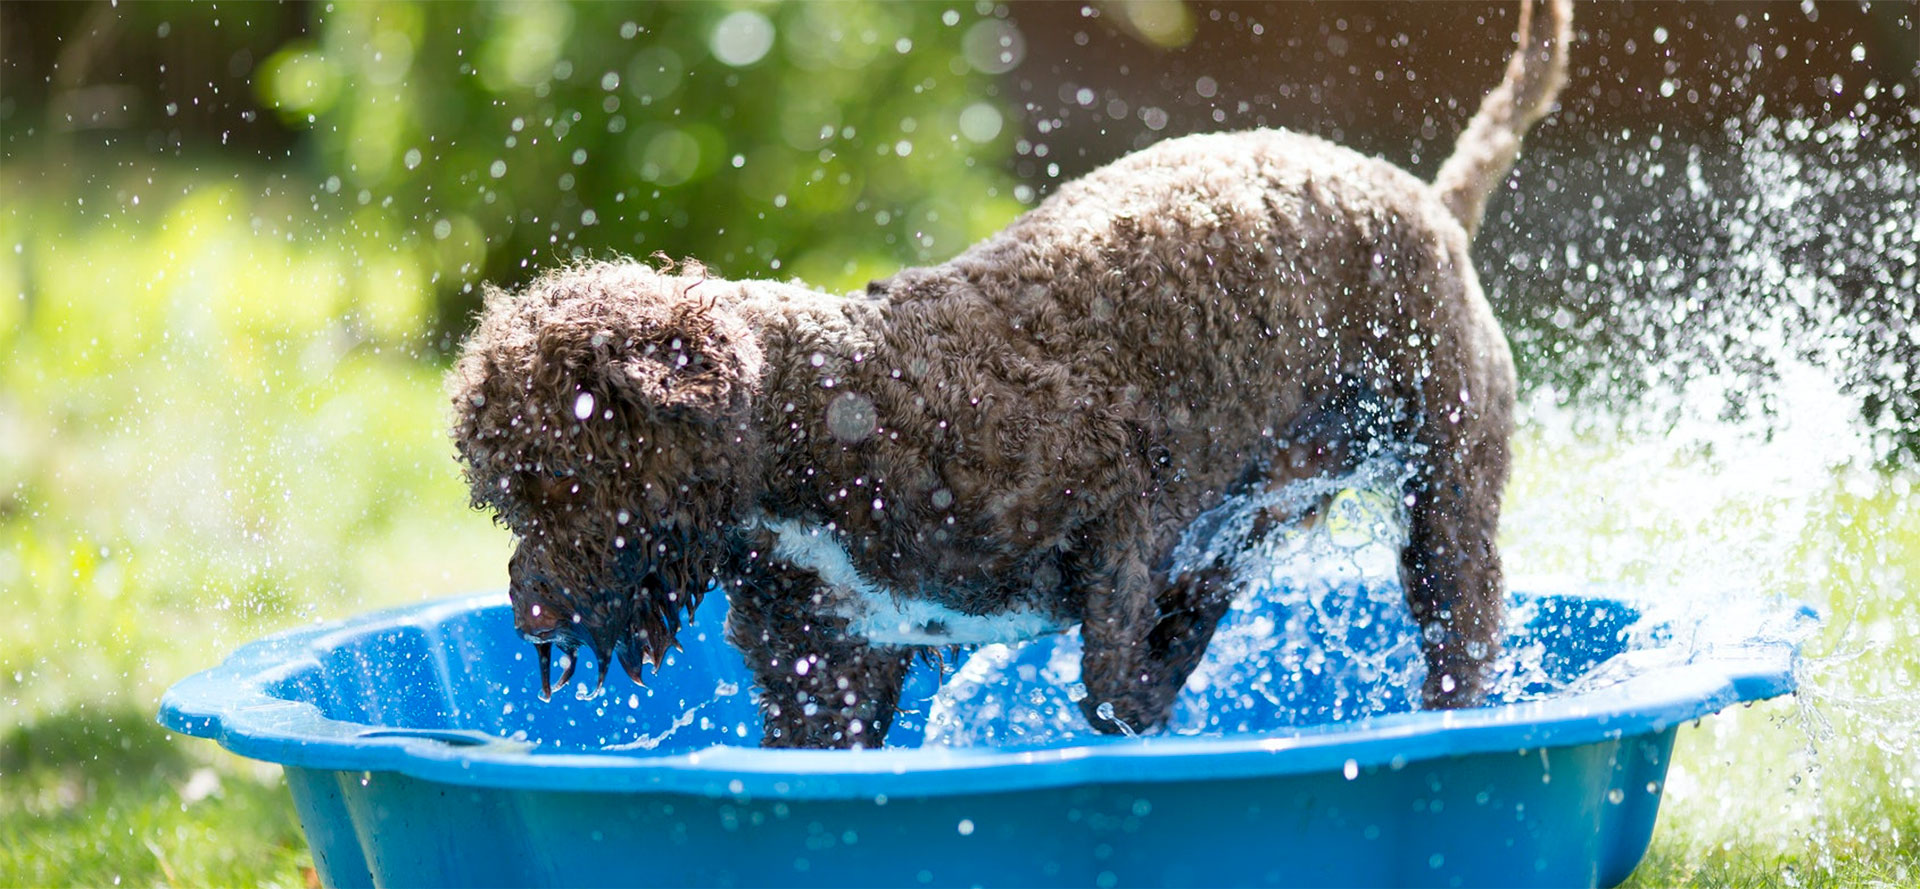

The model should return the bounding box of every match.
[710,11,775,67]
[958,103,1003,143]
[825,392,877,443]
[962,19,1025,74]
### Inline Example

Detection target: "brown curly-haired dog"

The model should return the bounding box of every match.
[450,0,1570,747]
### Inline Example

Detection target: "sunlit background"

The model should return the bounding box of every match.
[2,2,1915,885]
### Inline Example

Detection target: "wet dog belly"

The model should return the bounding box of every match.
[753,515,1073,645]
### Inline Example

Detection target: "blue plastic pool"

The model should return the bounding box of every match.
[159,584,1812,888]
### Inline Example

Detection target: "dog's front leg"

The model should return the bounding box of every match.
[1068,509,1166,735]
[725,567,913,749]
[750,633,913,749]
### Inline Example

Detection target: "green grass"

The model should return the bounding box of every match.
[1,162,509,886]
[3,164,1917,887]
[2,709,310,887]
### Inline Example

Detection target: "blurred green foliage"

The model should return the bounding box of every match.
[0,163,507,725]
[251,2,1023,314]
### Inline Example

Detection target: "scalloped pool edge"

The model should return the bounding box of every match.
[158,588,1816,800]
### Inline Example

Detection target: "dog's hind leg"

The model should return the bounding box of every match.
[1399,396,1511,709]
[1139,550,1243,717]
[1079,485,1287,734]
[725,566,915,749]
[1139,404,1390,720]
[1084,398,1395,735]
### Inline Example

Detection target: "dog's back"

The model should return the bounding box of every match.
[868,129,1486,553]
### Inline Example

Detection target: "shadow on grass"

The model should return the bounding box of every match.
[1,706,311,888]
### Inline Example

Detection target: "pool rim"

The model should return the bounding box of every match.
[157,588,1813,800]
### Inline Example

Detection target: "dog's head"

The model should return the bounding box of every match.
[449,260,765,692]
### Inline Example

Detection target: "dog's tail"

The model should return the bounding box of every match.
[1432,0,1572,241]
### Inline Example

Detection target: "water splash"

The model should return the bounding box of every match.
[921,459,1586,747]
[1484,113,1918,879]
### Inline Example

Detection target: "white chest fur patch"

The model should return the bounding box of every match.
[752,515,1071,646]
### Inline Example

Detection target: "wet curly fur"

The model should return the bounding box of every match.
[450,1,1570,747]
